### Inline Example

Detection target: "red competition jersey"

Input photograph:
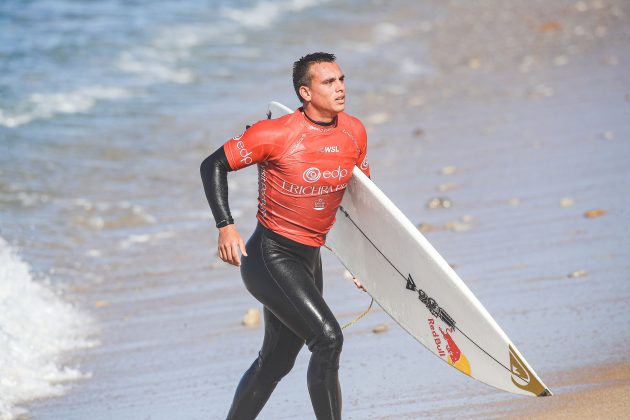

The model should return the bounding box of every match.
[224,108,370,246]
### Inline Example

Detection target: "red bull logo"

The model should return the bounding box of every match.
[427,319,471,376]
[439,326,462,364]
[427,318,446,357]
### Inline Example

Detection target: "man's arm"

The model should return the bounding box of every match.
[200,147,247,266]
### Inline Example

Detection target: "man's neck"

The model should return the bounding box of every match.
[302,108,337,126]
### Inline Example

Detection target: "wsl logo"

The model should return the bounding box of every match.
[319,145,340,153]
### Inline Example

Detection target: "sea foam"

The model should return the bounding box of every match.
[0,238,95,420]
[0,86,131,128]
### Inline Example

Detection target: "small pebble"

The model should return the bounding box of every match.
[367,113,389,125]
[468,57,482,70]
[508,198,521,206]
[445,221,472,232]
[417,223,439,233]
[604,56,618,66]
[568,270,588,278]
[408,96,425,107]
[584,209,606,218]
[575,1,588,12]
[86,249,101,257]
[602,131,614,140]
[372,324,389,334]
[437,183,458,192]
[591,0,604,10]
[242,308,261,327]
[529,85,554,98]
[554,55,569,66]
[626,93,630,102]
[538,21,563,33]
[95,300,110,308]
[427,197,452,209]
[560,197,575,208]
[412,128,425,138]
[461,214,474,223]
[440,166,457,175]
[595,26,607,37]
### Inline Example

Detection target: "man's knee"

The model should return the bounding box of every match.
[310,322,343,359]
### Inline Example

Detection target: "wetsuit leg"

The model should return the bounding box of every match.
[226,224,342,420]
[226,307,304,419]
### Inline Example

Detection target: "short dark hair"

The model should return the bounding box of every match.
[292,52,336,103]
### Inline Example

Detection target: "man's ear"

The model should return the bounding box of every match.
[299,85,311,102]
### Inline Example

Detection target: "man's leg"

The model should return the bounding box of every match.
[230,225,342,419]
[226,307,304,420]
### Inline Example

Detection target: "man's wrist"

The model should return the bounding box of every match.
[216,218,234,228]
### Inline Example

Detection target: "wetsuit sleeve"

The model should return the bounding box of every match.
[223,121,283,171]
[355,121,371,178]
[200,146,234,228]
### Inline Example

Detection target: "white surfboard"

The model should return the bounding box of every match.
[267,101,551,397]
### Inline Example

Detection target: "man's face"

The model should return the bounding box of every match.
[300,61,345,120]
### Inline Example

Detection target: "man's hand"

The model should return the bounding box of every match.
[218,224,248,266]
[353,276,365,291]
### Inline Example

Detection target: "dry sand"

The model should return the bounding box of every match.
[495,362,630,419]
[436,362,630,419]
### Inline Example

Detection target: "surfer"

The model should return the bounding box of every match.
[200,52,370,419]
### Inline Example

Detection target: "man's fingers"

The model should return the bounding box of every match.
[239,240,248,257]
[222,244,232,264]
[231,242,241,266]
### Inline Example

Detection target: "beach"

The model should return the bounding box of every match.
[1,0,629,418]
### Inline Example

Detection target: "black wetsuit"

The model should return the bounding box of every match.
[200,147,343,420]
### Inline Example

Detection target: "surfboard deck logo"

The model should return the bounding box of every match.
[509,345,551,396]
[428,318,471,376]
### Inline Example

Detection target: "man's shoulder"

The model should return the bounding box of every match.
[246,111,298,139]
[339,112,367,138]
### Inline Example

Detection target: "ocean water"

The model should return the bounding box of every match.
[2,0,630,418]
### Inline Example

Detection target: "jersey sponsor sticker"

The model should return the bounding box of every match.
[235,140,253,165]
[302,166,348,183]
[280,180,347,196]
[303,167,321,183]
[319,145,340,153]
[313,198,327,210]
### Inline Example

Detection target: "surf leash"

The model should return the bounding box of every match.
[341,298,373,330]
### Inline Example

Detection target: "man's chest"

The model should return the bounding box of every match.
[271,131,359,187]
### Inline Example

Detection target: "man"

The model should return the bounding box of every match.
[200,52,370,420]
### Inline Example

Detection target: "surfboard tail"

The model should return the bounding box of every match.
[508,344,552,396]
